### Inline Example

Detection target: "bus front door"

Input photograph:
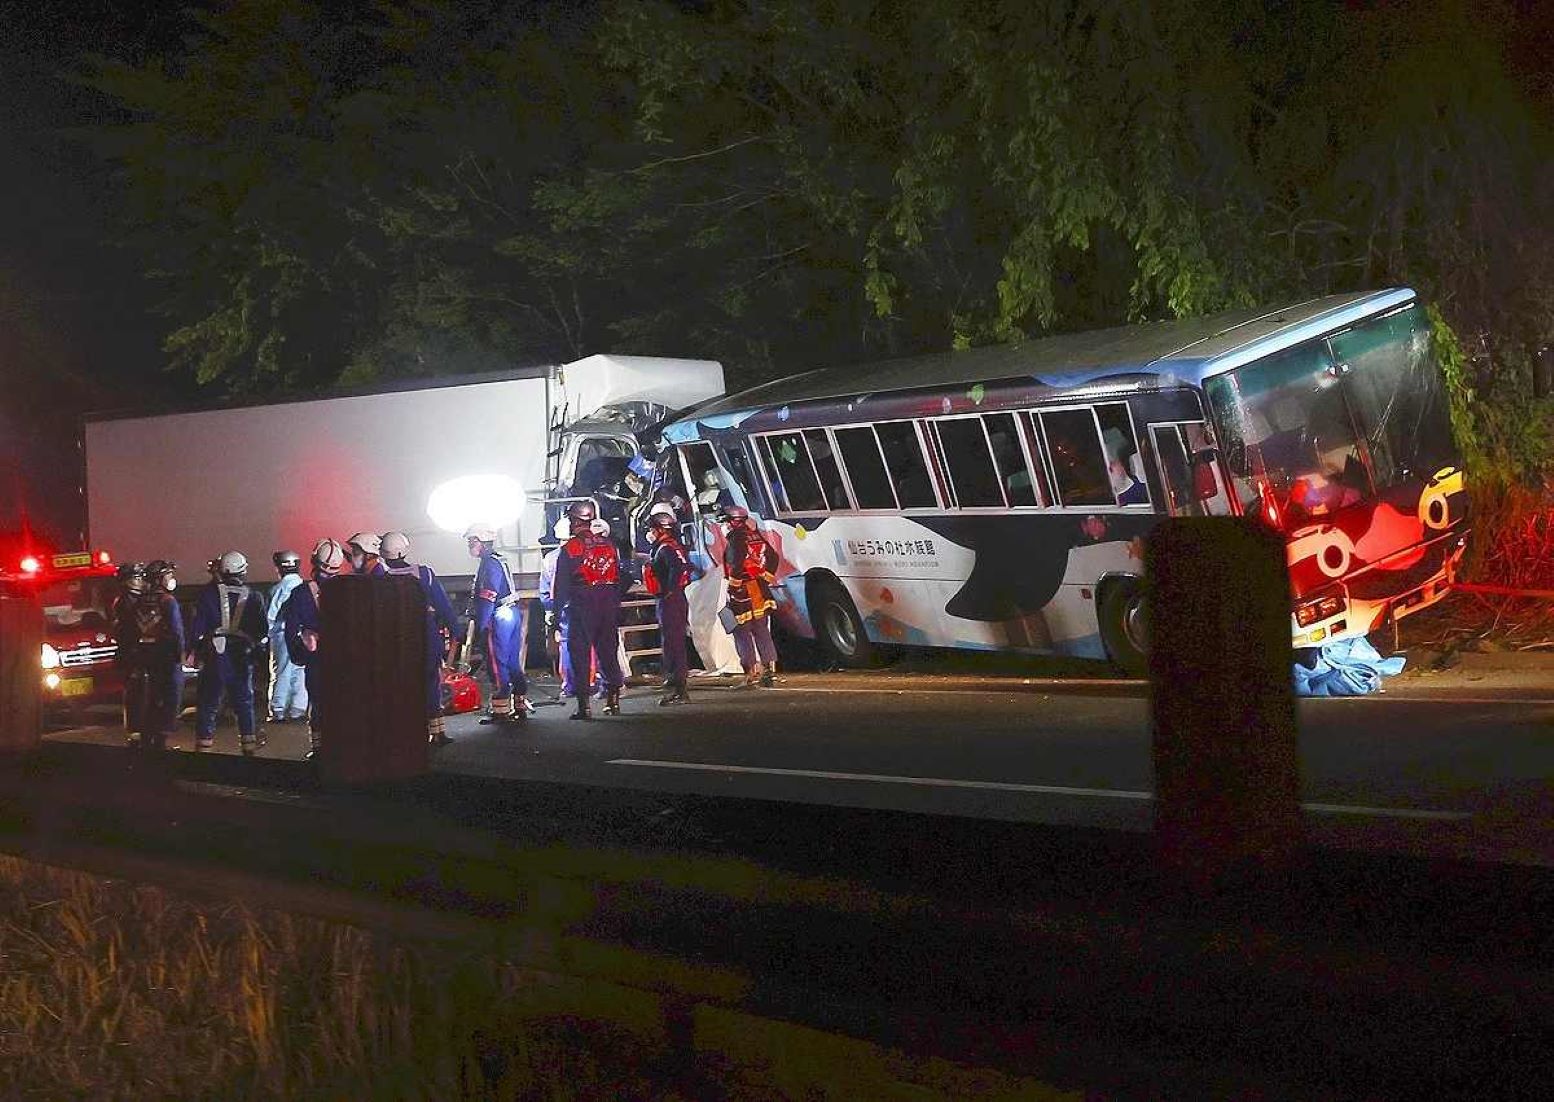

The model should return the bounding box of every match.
[1149,422,1232,517]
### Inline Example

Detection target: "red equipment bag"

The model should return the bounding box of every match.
[440,669,482,714]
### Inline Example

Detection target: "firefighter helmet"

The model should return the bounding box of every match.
[273,549,302,574]
[380,531,411,562]
[463,524,498,545]
[566,500,597,533]
[590,518,611,537]
[116,561,148,594]
[146,560,177,592]
[311,538,346,577]
[648,511,677,531]
[720,504,751,526]
[217,551,248,584]
[345,532,382,557]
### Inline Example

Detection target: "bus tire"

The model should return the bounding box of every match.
[1099,579,1148,678]
[809,578,880,669]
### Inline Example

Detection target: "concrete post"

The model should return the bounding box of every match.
[0,585,44,754]
[1145,518,1303,884]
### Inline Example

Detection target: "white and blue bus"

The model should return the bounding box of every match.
[659,288,1468,673]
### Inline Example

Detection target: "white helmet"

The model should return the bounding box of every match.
[346,531,382,557]
[217,550,247,583]
[311,538,346,577]
[464,524,498,544]
[552,516,570,542]
[380,531,411,562]
[648,502,677,522]
[590,518,611,537]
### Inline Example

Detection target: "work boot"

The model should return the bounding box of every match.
[760,662,778,688]
[659,681,691,706]
[734,665,762,690]
[571,694,592,721]
[603,688,621,716]
[515,696,536,718]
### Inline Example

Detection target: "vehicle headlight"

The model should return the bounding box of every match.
[41,643,61,670]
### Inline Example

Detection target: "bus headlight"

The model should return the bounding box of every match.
[44,672,61,691]
[1294,594,1346,627]
[41,643,61,670]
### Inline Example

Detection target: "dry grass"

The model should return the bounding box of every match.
[1406,481,1554,651]
[0,855,753,1101]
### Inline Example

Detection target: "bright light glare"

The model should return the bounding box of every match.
[44,672,61,690]
[97,550,110,564]
[41,644,60,670]
[426,474,526,534]
[19,556,40,574]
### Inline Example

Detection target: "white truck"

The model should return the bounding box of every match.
[83,354,725,587]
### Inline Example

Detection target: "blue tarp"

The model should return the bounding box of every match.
[1292,636,1406,697]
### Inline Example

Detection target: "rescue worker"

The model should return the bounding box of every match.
[552,501,626,719]
[464,524,534,724]
[381,530,460,745]
[187,550,268,754]
[721,505,780,688]
[345,532,386,576]
[129,559,187,751]
[645,508,694,705]
[282,538,346,760]
[539,515,572,700]
[266,550,308,723]
[114,563,164,747]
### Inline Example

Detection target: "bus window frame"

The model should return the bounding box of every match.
[980,409,1045,509]
[1034,403,1144,510]
[752,429,833,514]
[1094,400,1153,509]
[831,424,900,511]
[927,413,1011,512]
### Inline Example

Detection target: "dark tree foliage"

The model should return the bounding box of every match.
[77,0,1554,414]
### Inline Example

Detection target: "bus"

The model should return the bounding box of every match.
[657,288,1468,673]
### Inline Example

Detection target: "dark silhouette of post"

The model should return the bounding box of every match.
[317,574,429,784]
[1146,518,1303,884]
[0,585,43,754]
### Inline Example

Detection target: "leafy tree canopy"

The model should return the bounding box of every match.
[77,0,1554,400]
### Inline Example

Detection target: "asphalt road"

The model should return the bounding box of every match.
[47,652,1554,865]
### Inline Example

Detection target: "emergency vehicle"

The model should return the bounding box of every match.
[9,549,123,713]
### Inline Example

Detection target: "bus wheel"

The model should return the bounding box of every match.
[810,579,879,669]
[1099,580,1148,678]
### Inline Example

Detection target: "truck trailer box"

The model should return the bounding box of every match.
[83,355,723,586]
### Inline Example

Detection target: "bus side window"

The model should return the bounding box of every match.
[875,421,938,508]
[760,432,827,513]
[931,417,1004,508]
[834,427,897,509]
[982,412,1037,506]
[1096,403,1149,506]
[803,429,853,510]
[1039,408,1115,507]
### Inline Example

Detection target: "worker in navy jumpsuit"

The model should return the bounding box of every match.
[282,538,346,759]
[553,501,627,719]
[188,551,268,754]
[381,531,459,744]
[465,525,531,723]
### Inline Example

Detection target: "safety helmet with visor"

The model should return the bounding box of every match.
[116,561,149,595]
[311,538,346,578]
[380,531,411,563]
[146,559,177,593]
[273,549,302,574]
[216,551,248,584]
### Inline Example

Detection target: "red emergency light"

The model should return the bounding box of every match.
[19,556,40,575]
[97,550,110,564]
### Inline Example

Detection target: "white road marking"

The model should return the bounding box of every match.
[605,759,1473,821]
[765,686,1554,706]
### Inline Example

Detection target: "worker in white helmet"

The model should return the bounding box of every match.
[266,550,308,723]
[345,532,385,576]
[281,538,347,760]
[381,530,460,745]
[463,523,533,724]
[187,550,269,754]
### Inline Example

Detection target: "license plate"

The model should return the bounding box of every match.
[51,552,92,569]
[59,677,94,698]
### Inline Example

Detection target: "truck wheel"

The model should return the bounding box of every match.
[1099,580,1148,678]
[809,578,880,669]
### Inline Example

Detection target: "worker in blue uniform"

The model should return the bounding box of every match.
[381,530,460,745]
[187,550,269,755]
[346,532,386,576]
[114,560,187,750]
[645,508,694,706]
[282,538,346,760]
[552,501,627,720]
[464,524,533,724]
[266,549,308,722]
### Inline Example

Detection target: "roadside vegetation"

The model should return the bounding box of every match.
[0,855,769,1100]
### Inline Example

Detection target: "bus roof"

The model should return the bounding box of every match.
[671,288,1414,434]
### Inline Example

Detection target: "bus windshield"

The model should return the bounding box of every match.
[1204,304,1455,525]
